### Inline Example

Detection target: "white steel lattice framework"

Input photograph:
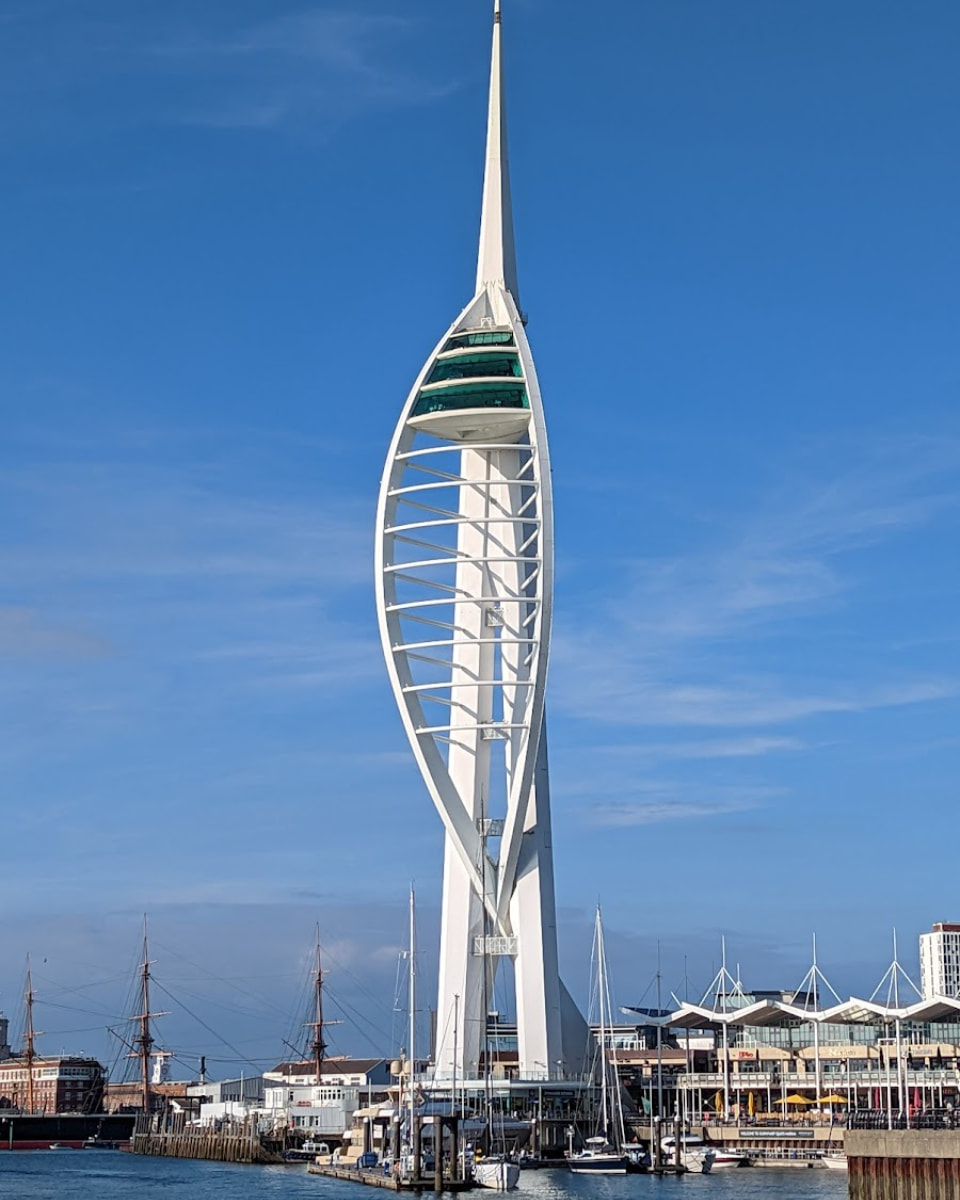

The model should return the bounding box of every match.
[375,0,584,1082]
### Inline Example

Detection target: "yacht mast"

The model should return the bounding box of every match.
[408,886,417,1153]
[595,908,609,1136]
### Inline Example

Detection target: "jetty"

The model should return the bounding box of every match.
[307,1162,472,1192]
[131,1112,291,1165]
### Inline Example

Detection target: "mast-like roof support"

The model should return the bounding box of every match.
[476,0,520,302]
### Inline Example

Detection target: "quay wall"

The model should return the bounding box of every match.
[847,1131,960,1200]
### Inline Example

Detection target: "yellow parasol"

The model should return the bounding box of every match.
[817,1095,848,1105]
[775,1094,814,1106]
[747,1092,755,1117]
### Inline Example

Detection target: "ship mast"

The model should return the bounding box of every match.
[24,957,37,1115]
[129,917,167,1115]
[303,926,338,1084]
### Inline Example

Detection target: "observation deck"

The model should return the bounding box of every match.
[408,327,531,444]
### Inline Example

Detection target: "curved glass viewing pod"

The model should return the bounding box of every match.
[407,294,532,445]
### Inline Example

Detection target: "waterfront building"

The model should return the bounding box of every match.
[186,1074,265,1129]
[619,980,960,1122]
[263,1057,390,1091]
[182,1058,391,1138]
[0,1055,104,1113]
[103,1079,194,1114]
[187,1074,265,1109]
[375,0,585,1086]
[921,923,960,1000]
[257,1058,391,1139]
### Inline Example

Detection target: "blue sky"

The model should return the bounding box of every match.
[1,0,959,1073]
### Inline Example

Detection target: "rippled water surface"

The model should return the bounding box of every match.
[0,1154,849,1199]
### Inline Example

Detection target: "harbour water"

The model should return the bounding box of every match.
[0,1154,849,1200]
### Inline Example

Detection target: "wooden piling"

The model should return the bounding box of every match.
[131,1112,285,1165]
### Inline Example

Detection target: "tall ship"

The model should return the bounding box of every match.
[0,960,139,1149]
[0,1012,134,1149]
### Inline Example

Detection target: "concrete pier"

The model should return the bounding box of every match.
[847,1130,960,1199]
[307,1163,473,1192]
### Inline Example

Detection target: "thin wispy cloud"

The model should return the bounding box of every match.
[554,434,960,731]
[0,461,370,592]
[599,735,805,761]
[591,785,783,828]
[0,4,458,140]
[554,671,956,729]
[0,432,381,772]
[0,605,112,661]
[162,11,456,132]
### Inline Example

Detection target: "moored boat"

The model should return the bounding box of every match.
[566,1135,629,1174]
[660,1134,724,1173]
[473,1154,521,1190]
[0,1114,135,1151]
[821,1153,848,1171]
[566,910,630,1176]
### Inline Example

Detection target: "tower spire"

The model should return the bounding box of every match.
[476,0,519,301]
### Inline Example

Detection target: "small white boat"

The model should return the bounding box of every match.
[681,1149,716,1175]
[661,1134,729,1173]
[473,1155,520,1191]
[821,1153,848,1171]
[705,1148,748,1169]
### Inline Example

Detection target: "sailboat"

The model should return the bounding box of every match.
[821,1153,849,1171]
[473,1155,521,1192]
[398,886,423,1185]
[471,817,519,1191]
[566,908,629,1175]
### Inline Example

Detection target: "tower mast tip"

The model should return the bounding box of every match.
[476,0,518,300]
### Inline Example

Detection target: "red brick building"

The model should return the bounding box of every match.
[0,1056,105,1113]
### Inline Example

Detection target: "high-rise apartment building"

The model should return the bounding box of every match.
[919,923,960,999]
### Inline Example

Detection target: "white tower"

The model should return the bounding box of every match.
[375,0,583,1082]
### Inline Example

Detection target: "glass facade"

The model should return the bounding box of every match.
[444,329,515,350]
[412,380,528,418]
[427,352,522,383]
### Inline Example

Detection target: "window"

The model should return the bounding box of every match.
[427,353,522,383]
[412,381,528,418]
[444,330,514,350]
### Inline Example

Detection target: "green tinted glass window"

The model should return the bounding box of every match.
[412,381,528,418]
[444,330,515,350]
[427,353,522,383]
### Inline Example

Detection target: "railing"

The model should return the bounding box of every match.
[848,1109,960,1131]
[679,1070,960,1089]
